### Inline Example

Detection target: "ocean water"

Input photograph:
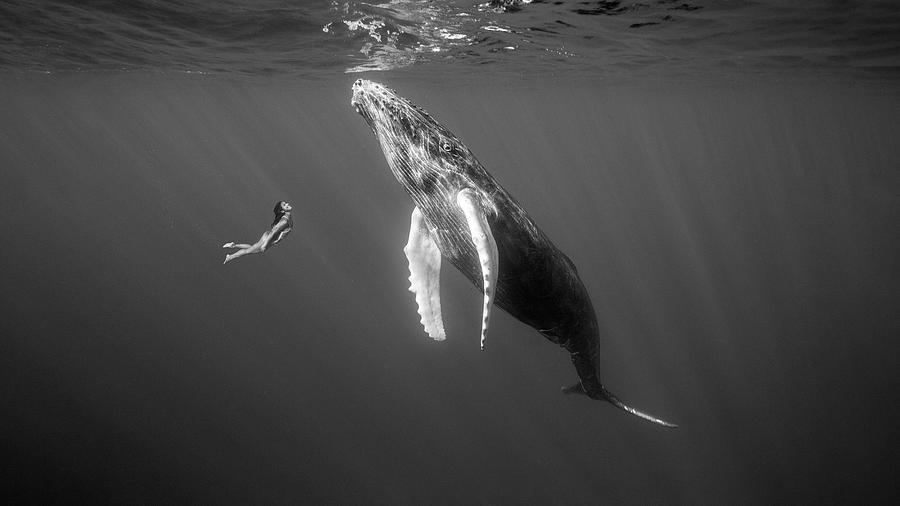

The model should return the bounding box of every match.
[1,1,899,504]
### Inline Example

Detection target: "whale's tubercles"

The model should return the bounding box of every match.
[404,207,446,341]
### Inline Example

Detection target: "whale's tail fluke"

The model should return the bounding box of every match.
[599,386,679,428]
[562,382,678,428]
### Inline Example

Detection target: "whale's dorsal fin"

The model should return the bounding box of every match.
[456,189,499,351]
[404,207,446,341]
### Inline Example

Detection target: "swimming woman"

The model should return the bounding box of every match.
[223,201,293,264]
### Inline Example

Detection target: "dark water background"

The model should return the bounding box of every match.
[1,1,899,504]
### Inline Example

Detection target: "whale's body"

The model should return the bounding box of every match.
[352,79,675,427]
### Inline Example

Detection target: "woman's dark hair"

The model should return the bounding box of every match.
[271,201,290,227]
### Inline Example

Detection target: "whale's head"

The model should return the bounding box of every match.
[351,79,481,199]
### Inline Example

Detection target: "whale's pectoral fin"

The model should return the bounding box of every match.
[456,189,499,351]
[404,207,446,341]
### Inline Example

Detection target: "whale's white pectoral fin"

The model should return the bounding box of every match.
[456,189,499,351]
[403,207,446,341]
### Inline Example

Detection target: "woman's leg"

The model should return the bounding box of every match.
[223,239,265,264]
[224,249,248,264]
[223,242,253,249]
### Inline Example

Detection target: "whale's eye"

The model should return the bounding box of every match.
[440,140,452,153]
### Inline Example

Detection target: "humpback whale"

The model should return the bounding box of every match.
[351,79,676,428]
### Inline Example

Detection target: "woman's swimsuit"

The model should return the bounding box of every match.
[262,214,293,250]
